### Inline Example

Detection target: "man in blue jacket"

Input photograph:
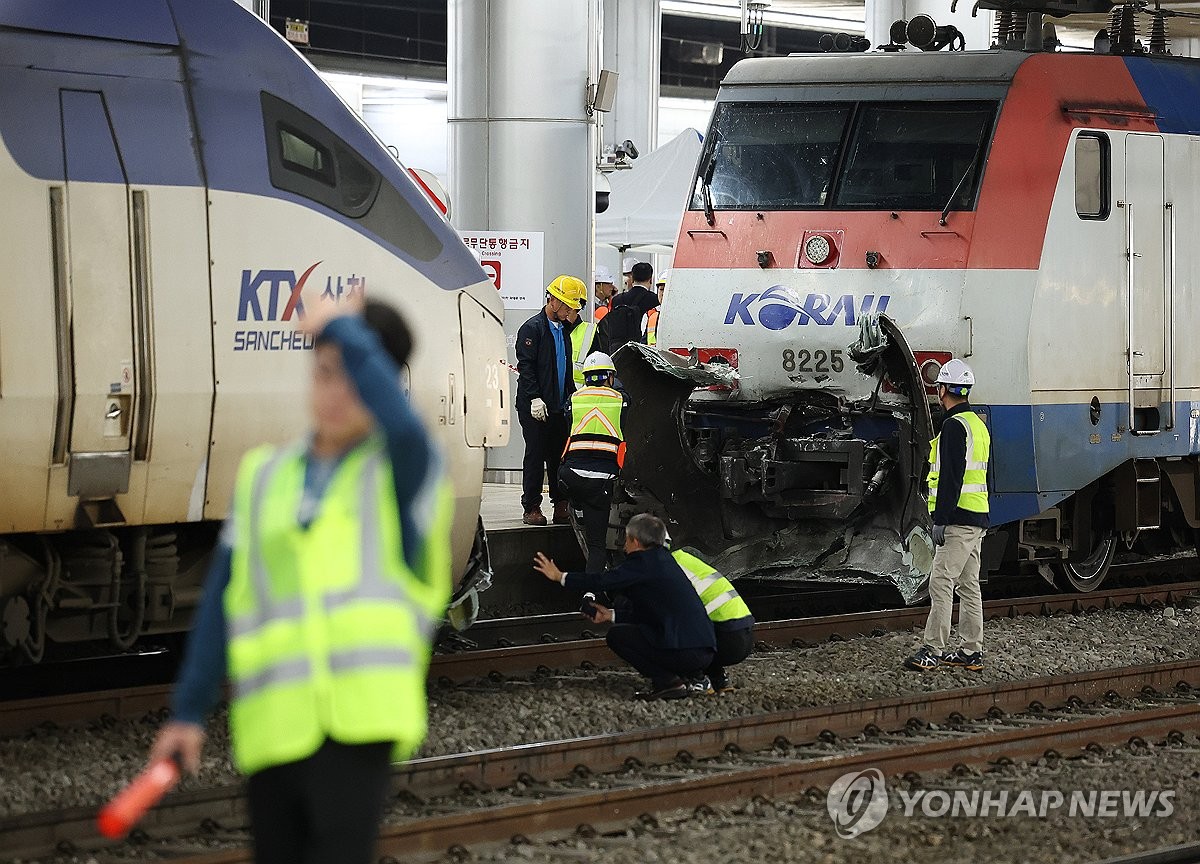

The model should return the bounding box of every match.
[515,276,583,526]
[534,513,716,700]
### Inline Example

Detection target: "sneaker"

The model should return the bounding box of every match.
[687,676,714,695]
[634,683,689,701]
[710,675,735,694]
[941,648,984,671]
[552,501,571,525]
[522,508,548,526]
[903,645,942,671]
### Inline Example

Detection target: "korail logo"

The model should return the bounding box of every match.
[724,286,890,329]
[827,769,889,839]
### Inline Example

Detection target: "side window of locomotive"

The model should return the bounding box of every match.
[279,126,334,185]
[834,101,996,211]
[691,102,852,210]
[262,92,381,218]
[1075,133,1109,219]
[261,92,443,261]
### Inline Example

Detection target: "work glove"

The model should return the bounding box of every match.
[530,398,548,422]
[932,524,946,547]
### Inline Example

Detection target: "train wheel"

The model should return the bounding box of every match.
[1054,534,1117,592]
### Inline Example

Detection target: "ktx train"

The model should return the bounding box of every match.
[0,0,509,664]
[620,2,1200,603]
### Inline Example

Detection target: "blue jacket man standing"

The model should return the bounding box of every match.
[515,276,583,526]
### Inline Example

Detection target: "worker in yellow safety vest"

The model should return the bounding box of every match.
[644,269,669,346]
[567,278,600,388]
[150,296,451,864]
[670,546,754,694]
[558,352,626,573]
[904,358,990,674]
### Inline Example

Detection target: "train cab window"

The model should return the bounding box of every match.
[262,92,381,218]
[834,102,996,211]
[1075,133,1109,219]
[279,126,334,185]
[690,102,852,210]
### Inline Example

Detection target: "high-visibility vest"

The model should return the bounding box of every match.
[565,386,624,462]
[595,304,609,323]
[644,308,660,346]
[927,410,990,515]
[224,439,453,776]
[571,319,599,387]
[672,549,752,624]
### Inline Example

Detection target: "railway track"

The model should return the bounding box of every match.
[3,580,1198,738]
[7,658,1198,861]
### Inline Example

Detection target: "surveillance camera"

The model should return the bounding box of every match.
[616,139,639,160]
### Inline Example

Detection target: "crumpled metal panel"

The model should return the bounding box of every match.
[613,316,936,605]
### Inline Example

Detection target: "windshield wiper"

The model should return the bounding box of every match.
[698,132,720,226]
[939,124,990,226]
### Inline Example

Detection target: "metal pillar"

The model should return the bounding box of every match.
[602,0,660,154]
[448,0,600,473]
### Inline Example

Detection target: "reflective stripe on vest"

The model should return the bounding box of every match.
[566,387,624,458]
[645,308,659,346]
[927,410,991,514]
[672,549,752,624]
[225,440,453,775]
[571,320,598,387]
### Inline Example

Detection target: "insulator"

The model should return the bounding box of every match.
[1109,4,1140,54]
[1149,12,1170,54]
[1010,12,1027,46]
[995,9,1013,46]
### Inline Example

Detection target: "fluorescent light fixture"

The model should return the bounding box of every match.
[662,0,865,32]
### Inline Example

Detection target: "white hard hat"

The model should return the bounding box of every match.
[656,268,671,287]
[621,257,637,274]
[582,351,616,375]
[935,358,975,387]
[594,264,615,284]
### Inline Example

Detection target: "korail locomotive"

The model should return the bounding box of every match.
[619,0,1200,602]
[0,0,508,664]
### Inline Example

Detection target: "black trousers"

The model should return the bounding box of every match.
[705,625,755,684]
[246,738,392,864]
[606,624,716,690]
[518,407,569,512]
[557,465,614,572]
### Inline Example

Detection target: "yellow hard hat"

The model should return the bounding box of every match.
[547,275,584,310]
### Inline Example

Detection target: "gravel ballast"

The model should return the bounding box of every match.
[448,733,1200,864]
[3,605,1198,820]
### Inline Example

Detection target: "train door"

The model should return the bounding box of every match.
[458,293,508,448]
[1124,133,1167,435]
[57,90,137,518]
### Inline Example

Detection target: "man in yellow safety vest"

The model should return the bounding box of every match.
[568,279,600,389]
[150,296,451,864]
[671,546,754,693]
[904,358,990,673]
[558,351,626,572]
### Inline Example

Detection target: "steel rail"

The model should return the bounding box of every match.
[4,580,1198,738]
[173,696,1200,863]
[1097,842,1200,864]
[428,580,1200,681]
[6,658,1198,861]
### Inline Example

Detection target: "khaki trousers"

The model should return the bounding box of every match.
[923,525,985,654]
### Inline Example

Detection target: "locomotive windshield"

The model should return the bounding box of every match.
[692,100,997,212]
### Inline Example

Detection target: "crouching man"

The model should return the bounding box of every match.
[533,513,715,700]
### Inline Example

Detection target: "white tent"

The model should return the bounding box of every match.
[596,128,703,250]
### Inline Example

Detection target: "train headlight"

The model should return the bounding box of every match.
[919,357,943,385]
[804,234,832,265]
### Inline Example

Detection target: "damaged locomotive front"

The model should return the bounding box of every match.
[613,314,936,605]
